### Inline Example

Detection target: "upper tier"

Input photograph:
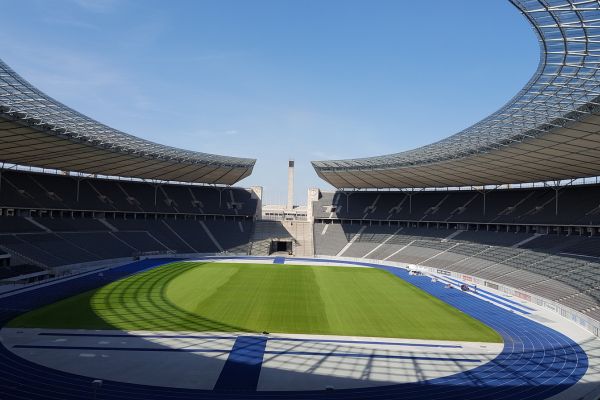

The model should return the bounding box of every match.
[0,169,257,216]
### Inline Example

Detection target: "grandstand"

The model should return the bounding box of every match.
[309,0,600,340]
[0,46,260,276]
[1,0,600,399]
[0,168,257,272]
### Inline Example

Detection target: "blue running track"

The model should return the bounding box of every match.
[0,256,589,399]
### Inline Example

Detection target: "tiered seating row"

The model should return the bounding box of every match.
[0,170,257,216]
[0,216,253,269]
[314,185,600,225]
[314,222,600,319]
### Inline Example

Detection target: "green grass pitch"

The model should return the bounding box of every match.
[8,262,501,342]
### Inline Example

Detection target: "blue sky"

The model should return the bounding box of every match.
[0,0,538,205]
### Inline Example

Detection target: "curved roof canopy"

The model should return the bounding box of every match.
[313,0,600,189]
[0,60,255,185]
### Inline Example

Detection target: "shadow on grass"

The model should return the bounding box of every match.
[90,261,251,333]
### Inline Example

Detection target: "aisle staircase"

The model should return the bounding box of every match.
[249,220,314,257]
[284,220,314,257]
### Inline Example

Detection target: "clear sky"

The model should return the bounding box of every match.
[0,0,538,205]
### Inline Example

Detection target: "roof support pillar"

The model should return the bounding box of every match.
[347,192,351,215]
[342,190,354,215]
[555,187,558,216]
[475,185,501,217]
[76,177,81,203]
[483,191,486,216]
[546,179,575,217]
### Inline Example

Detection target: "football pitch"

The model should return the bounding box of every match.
[8,262,502,342]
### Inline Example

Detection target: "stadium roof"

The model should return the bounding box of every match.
[0,60,255,185]
[312,0,600,189]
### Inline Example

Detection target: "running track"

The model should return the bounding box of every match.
[0,257,589,399]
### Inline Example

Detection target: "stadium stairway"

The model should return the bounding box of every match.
[282,221,314,257]
[249,221,314,257]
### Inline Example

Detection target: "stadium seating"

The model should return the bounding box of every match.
[0,170,258,216]
[310,186,600,321]
[5,169,600,327]
[0,216,254,270]
[0,216,42,233]
[313,185,600,225]
[0,263,44,279]
[313,222,600,319]
[0,170,257,275]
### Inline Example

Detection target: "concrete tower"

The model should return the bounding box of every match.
[287,160,294,210]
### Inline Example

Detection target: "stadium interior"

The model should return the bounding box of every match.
[3,0,600,399]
